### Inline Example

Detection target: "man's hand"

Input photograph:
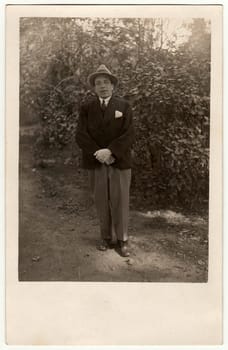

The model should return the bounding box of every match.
[105,155,115,165]
[94,149,112,164]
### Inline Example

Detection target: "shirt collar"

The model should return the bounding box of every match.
[99,95,112,106]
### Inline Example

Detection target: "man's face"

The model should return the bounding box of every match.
[94,75,114,99]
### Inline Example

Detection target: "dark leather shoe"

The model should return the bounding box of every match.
[118,240,130,257]
[97,239,112,251]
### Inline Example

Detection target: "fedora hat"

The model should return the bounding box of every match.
[88,64,118,87]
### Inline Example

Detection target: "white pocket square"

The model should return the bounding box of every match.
[115,110,123,118]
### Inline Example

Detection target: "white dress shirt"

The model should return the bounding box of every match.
[99,96,112,107]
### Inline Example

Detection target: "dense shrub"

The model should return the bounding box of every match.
[20,17,210,208]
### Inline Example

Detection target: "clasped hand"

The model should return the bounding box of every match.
[94,149,115,165]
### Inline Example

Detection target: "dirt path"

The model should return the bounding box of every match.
[19,135,208,282]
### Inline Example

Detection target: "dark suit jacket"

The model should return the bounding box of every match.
[76,95,135,169]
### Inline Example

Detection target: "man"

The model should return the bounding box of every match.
[76,65,134,257]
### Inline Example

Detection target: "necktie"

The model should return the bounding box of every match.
[101,99,106,113]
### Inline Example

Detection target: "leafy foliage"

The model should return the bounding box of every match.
[20,17,210,208]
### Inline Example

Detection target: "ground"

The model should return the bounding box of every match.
[19,127,208,282]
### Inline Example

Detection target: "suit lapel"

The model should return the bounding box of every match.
[103,96,115,124]
[92,97,104,124]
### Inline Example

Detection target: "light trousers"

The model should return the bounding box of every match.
[89,165,131,242]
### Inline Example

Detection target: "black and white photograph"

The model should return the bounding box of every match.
[19,14,210,282]
[5,4,223,346]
